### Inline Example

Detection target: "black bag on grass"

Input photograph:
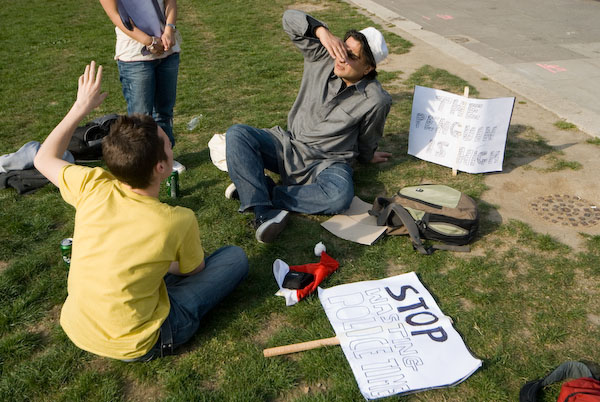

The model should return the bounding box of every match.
[369,184,479,254]
[68,114,119,161]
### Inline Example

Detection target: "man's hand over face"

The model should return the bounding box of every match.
[315,26,347,63]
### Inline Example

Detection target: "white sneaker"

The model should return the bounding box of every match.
[224,183,239,200]
[172,160,186,173]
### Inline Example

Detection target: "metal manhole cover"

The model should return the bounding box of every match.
[530,194,600,227]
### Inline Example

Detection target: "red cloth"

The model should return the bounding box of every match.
[289,252,339,301]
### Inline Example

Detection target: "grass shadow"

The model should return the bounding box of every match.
[501,124,566,172]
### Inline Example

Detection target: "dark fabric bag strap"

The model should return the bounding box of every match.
[387,204,432,255]
[117,0,165,33]
[376,202,470,254]
[159,317,174,357]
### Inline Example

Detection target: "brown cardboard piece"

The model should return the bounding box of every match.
[321,197,386,245]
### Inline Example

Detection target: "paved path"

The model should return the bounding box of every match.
[348,0,600,137]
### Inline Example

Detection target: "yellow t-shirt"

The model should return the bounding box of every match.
[58,165,204,360]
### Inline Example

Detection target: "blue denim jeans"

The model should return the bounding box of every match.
[117,53,179,146]
[128,246,248,361]
[225,124,354,215]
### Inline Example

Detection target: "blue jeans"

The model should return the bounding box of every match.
[129,246,248,361]
[118,53,180,146]
[225,124,354,215]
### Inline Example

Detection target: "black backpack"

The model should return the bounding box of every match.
[369,184,479,254]
[67,114,119,161]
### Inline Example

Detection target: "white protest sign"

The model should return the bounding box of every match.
[408,85,515,173]
[318,272,481,400]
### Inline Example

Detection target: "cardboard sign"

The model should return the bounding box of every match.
[408,85,515,173]
[321,197,386,245]
[318,272,481,400]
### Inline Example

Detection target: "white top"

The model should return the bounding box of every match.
[114,0,181,62]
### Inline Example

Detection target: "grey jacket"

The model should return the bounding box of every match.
[267,10,392,185]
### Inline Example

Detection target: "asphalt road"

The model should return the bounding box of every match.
[350,0,600,137]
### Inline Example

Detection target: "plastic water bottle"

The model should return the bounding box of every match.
[187,115,203,131]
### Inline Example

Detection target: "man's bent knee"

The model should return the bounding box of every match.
[225,124,252,141]
[230,245,249,273]
[219,245,249,278]
[322,189,354,215]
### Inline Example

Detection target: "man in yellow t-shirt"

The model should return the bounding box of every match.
[34,62,248,361]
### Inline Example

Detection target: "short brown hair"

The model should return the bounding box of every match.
[102,114,168,189]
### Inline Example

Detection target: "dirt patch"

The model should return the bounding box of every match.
[588,314,600,326]
[28,304,61,338]
[252,312,290,346]
[516,327,533,342]
[289,2,330,13]
[459,297,475,311]
[122,378,164,402]
[274,379,330,402]
[438,263,457,275]
[0,260,8,273]
[385,259,410,276]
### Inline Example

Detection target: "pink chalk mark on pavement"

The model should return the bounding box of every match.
[422,15,431,20]
[436,14,454,20]
[536,63,567,73]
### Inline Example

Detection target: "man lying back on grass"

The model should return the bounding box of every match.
[34,62,248,361]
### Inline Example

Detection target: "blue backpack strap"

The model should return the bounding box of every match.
[117,0,165,35]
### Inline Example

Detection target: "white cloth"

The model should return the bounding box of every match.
[208,133,228,172]
[273,259,299,306]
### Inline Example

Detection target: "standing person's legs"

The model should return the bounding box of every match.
[271,163,354,215]
[117,59,156,118]
[225,124,280,212]
[163,245,249,348]
[154,53,180,147]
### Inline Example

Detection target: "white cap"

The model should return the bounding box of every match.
[359,27,388,65]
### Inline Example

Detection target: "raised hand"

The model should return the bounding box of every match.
[75,61,108,114]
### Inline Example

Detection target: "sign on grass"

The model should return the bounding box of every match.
[408,85,515,173]
[318,272,481,400]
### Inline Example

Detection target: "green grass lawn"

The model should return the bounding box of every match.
[1,0,599,401]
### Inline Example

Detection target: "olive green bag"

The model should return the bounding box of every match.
[369,185,479,254]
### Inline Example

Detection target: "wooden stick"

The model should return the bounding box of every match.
[263,336,340,357]
[452,86,470,176]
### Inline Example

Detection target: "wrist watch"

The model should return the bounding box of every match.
[166,23,176,30]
